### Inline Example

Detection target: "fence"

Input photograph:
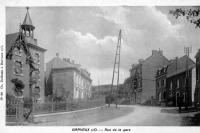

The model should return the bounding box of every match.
[6,100,23,123]
[32,98,105,115]
[6,98,105,123]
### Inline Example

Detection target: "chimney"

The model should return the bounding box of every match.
[77,64,81,67]
[63,58,67,62]
[66,58,70,63]
[152,50,157,55]
[138,59,144,64]
[170,59,174,63]
[56,52,59,57]
[152,49,163,56]
[132,64,136,68]
[158,50,163,55]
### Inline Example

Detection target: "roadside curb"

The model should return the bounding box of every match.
[34,105,106,117]
[33,105,106,123]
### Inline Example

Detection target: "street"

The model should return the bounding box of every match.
[29,105,199,126]
[91,105,182,126]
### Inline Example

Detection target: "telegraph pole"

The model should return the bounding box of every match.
[109,30,122,107]
[111,30,122,94]
[184,46,192,109]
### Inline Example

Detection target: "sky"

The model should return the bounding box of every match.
[6,6,200,85]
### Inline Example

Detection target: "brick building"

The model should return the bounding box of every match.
[129,50,169,104]
[156,55,195,106]
[46,54,92,101]
[6,8,46,102]
[195,49,200,105]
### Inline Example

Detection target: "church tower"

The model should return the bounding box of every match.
[6,7,46,103]
[20,7,38,46]
[21,7,35,38]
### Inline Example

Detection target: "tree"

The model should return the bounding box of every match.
[169,7,200,28]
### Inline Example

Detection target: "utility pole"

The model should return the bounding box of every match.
[111,29,122,94]
[109,30,122,108]
[184,46,192,109]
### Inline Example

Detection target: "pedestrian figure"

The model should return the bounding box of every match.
[114,96,118,108]
[105,95,111,108]
[115,100,118,108]
[178,93,183,113]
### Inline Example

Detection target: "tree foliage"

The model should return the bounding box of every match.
[169,7,200,28]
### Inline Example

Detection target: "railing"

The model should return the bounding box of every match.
[6,98,105,123]
[6,100,23,123]
[32,98,105,115]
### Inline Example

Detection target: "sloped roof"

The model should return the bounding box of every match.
[48,56,92,81]
[22,8,33,26]
[167,55,195,78]
[130,50,169,70]
[48,56,78,70]
[142,51,169,66]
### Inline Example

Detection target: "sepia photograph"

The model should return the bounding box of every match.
[2,1,200,130]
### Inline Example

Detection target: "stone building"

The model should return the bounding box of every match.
[155,66,168,105]
[45,54,92,101]
[6,8,46,103]
[129,50,169,104]
[120,77,136,103]
[156,55,195,106]
[195,49,200,105]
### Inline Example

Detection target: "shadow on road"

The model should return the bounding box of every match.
[161,107,200,114]
[181,113,200,126]
[160,107,200,126]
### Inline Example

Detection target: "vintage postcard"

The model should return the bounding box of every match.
[1,0,200,133]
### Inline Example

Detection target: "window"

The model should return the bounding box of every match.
[164,79,166,86]
[157,81,159,88]
[161,79,164,86]
[170,81,173,96]
[177,79,180,88]
[183,93,186,102]
[170,81,173,89]
[34,53,40,64]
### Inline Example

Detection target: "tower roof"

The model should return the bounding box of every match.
[21,7,35,29]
